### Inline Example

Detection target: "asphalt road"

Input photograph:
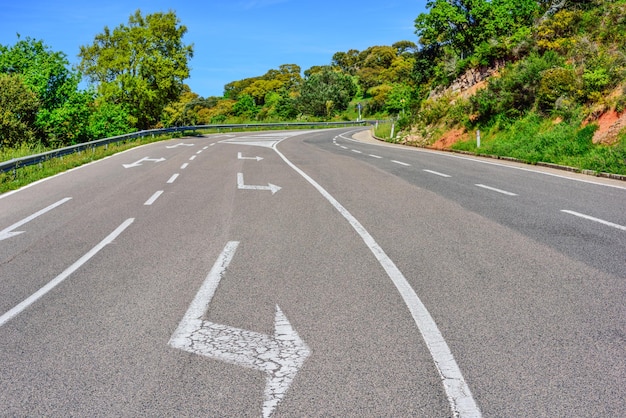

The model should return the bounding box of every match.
[0,128,624,417]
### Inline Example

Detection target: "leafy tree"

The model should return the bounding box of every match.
[0,74,39,147]
[415,0,539,58]
[232,94,258,118]
[297,69,356,117]
[79,10,194,130]
[0,37,77,112]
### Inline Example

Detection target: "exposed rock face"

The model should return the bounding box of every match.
[428,60,506,100]
[591,110,626,145]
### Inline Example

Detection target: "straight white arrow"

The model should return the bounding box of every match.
[238,152,263,161]
[122,157,166,168]
[237,173,281,195]
[169,241,310,418]
[166,143,195,148]
[0,197,72,241]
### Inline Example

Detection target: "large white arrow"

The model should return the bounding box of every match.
[238,152,263,161]
[169,241,310,418]
[237,173,281,195]
[0,197,72,241]
[122,157,166,168]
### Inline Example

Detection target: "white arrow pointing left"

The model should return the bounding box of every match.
[237,173,281,195]
[169,241,310,418]
[122,157,166,168]
[166,143,195,148]
[0,197,71,241]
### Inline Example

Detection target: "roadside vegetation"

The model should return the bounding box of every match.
[2,0,626,186]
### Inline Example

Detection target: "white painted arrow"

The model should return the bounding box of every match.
[237,173,281,195]
[166,143,195,148]
[169,241,310,418]
[238,152,263,161]
[122,157,166,168]
[0,197,71,241]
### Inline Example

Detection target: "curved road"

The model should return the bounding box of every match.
[1,128,624,416]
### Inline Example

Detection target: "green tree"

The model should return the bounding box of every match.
[297,69,356,117]
[0,73,39,147]
[415,0,539,58]
[79,9,194,130]
[0,37,77,112]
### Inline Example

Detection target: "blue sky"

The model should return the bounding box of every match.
[1,0,427,97]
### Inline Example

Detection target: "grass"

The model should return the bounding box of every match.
[373,121,396,141]
[451,113,626,175]
[0,133,180,194]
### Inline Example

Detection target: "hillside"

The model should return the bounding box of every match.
[398,0,626,175]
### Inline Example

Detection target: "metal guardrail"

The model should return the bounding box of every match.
[0,121,372,174]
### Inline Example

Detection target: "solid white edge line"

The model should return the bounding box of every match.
[561,210,626,231]
[144,190,164,205]
[272,143,481,418]
[0,218,135,327]
[475,184,518,196]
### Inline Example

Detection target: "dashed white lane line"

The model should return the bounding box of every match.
[273,143,481,418]
[392,160,411,167]
[475,184,517,196]
[340,146,348,150]
[167,173,180,184]
[423,169,451,178]
[144,191,163,205]
[189,155,197,161]
[0,218,135,327]
[196,150,203,154]
[368,154,382,159]
[351,149,362,154]
[561,210,626,231]
[181,163,189,170]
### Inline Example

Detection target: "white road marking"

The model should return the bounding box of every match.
[180,163,189,170]
[368,154,382,159]
[166,143,194,149]
[169,241,310,418]
[237,173,281,195]
[167,174,179,184]
[144,191,163,205]
[122,157,165,168]
[0,218,134,327]
[203,146,209,150]
[392,160,411,167]
[351,149,362,154]
[475,184,517,196]
[238,152,264,161]
[273,144,481,418]
[340,146,348,150]
[0,197,72,241]
[196,150,203,154]
[189,155,196,161]
[423,169,451,178]
[561,210,626,231]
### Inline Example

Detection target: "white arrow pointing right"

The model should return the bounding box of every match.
[168,241,310,418]
[237,173,281,195]
[238,152,263,161]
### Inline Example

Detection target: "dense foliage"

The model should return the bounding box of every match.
[2,1,626,174]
